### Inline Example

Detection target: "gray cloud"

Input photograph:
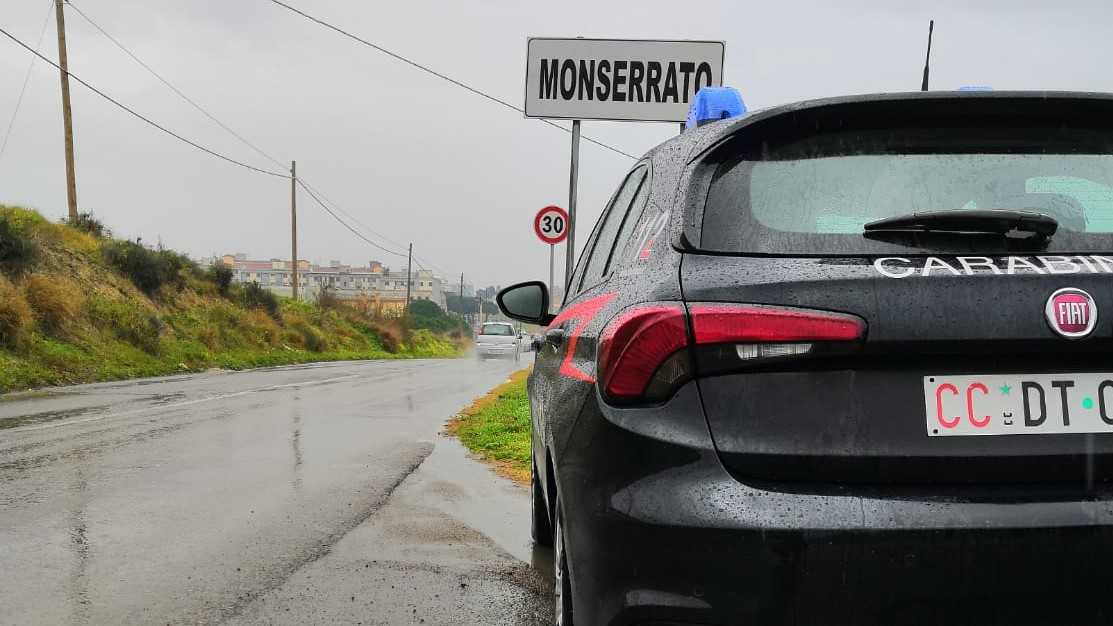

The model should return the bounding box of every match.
[2,0,1112,287]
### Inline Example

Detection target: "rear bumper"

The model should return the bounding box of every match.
[476,343,518,357]
[557,383,1113,626]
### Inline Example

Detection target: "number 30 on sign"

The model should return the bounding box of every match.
[534,205,569,245]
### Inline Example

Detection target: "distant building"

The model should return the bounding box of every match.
[476,285,501,301]
[221,254,446,312]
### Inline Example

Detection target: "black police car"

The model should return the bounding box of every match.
[497,91,1113,625]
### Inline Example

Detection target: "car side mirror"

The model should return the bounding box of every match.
[497,281,555,326]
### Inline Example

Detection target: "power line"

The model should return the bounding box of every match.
[56,5,425,269]
[40,8,442,276]
[299,179,408,250]
[64,0,288,171]
[298,179,452,276]
[0,25,287,178]
[265,0,639,161]
[0,0,54,165]
[296,179,408,259]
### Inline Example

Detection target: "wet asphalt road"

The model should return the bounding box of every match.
[0,357,552,625]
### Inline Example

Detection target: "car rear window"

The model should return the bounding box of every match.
[700,125,1113,255]
[480,323,514,336]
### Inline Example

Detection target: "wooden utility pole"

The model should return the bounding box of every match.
[459,273,465,323]
[405,243,413,311]
[54,0,78,221]
[290,161,298,300]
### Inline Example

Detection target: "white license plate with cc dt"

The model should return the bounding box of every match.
[924,374,1113,437]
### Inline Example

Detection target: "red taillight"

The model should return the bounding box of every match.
[597,302,865,404]
[689,303,866,344]
[598,304,688,402]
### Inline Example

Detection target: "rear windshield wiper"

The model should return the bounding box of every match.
[863,209,1058,239]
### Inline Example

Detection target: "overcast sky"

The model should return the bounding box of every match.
[3,0,1113,289]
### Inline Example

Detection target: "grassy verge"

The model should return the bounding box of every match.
[0,205,467,393]
[446,369,531,485]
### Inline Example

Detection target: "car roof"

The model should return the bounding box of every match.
[646,90,1113,165]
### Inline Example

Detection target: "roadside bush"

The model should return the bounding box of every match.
[102,240,193,296]
[208,264,234,297]
[367,318,403,353]
[0,205,47,231]
[64,211,109,238]
[23,274,82,334]
[408,298,468,334]
[0,214,39,275]
[197,325,220,350]
[158,247,200,283]
[85,295,164,354]
[242,281,280,318]
[290,319,328,352]
[243,308,281,346]
[123,314,164,354]
[0,276,33,348]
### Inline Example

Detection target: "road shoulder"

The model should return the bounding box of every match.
[226,435,552,625]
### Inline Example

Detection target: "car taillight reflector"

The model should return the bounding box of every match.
[597,302,866,404]
[598,304,688,401]
[689,304,865,344]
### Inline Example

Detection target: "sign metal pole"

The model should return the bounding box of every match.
[565,120,580,293]
[548,243,555,311]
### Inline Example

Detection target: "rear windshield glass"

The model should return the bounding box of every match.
[701,126,1113,255]
[480,324,514,336]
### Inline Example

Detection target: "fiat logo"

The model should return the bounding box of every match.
[1045,288,1097,339]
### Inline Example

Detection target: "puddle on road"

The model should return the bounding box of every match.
[0,405,110,431]
[414,435,534,562]
[147,393,187,406]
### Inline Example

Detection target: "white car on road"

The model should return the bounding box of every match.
[475,322,520,360]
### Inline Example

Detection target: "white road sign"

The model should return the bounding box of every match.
[534,205,569,245]
[524,38,725,122]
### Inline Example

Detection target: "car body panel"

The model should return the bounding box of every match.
[681,253,1113,484]
[562,383,1113,624]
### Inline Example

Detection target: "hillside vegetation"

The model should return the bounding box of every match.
[0,205,466,393]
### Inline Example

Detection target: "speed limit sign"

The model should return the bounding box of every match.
[534,205,569,245]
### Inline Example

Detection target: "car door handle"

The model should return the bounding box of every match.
[545,328,565,347]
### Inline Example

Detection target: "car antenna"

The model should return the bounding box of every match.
[920,19,934,91]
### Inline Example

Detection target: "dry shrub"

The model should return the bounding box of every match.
[198,325,219,350]
[367,318,404,353]
[241,281,280,318]
[0,275,33,348]
[64,211,108,238]
[291,320,328,352]
[282,328,306,349]
[23,274,82,333]
[244,309,280,346]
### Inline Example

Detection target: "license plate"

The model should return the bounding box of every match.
[923,374,1113,437]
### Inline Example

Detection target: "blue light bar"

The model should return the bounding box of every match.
[958,85,993,91]
[685,86,746,130]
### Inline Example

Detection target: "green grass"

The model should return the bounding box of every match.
[447,370,531,483]
[0,204,466,394]
[0,307,462,393]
